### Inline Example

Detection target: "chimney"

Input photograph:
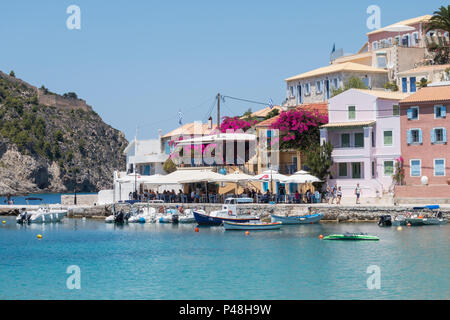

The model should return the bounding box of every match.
[208,117,213,129]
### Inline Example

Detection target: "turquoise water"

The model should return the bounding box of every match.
[0,217,448,300]
[0,193,96,205]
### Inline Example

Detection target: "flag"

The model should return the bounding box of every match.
[178,110,183,125]
[268,98,274,109]
[331,43,336,55]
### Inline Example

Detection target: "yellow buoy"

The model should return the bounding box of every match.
[37,234,42,239]
[397,226,403,231]
[2,220,5,224]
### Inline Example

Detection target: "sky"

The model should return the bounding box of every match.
[0,0,446,141]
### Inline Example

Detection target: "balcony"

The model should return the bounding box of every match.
[279,163,298,175]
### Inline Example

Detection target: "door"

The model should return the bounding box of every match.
[402,78,408,92]
[325,80,330,100]
[410,77,416,92]
[352,162,361,179]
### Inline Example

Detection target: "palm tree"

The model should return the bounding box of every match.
[426,5,450,33]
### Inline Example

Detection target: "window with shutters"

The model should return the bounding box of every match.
[431,127,447,144]
[407,106,419,120]
[407,128,422,145]
[434,159,445,176]
[434,105,446,119]
[410,159,421,177]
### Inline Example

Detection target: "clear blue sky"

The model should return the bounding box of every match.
[0,0,445,140]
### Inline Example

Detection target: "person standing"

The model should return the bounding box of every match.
[331,185,337,204]
[354,183,362,204]
[336,187,342,205]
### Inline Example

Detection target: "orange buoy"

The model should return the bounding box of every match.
[245,231,250,236]
[319,235,324,239]
[194,227,199,233]
[407,223,411,227]
[418,216,423,219]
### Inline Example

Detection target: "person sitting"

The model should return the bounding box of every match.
[295,191,300,204]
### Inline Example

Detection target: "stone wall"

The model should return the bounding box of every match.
[64,203,450,221]
[61,194,98,206]
[37,90,91,112]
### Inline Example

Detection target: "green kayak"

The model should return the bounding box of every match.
[323,233,379,241]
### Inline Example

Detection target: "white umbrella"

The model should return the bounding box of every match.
[215,171,255,183]
[283,170,321,184]
[383,24,415,33]
[178,170,225,184]
[252,170,288,182]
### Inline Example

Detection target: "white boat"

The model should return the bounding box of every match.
[159,209,179,223]
[223,221,282,230]
[179,209,195,223]
[17,205,67,224]
[128,206,157,223]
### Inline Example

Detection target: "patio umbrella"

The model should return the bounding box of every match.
[282,170,321,184]
[252,170,288,195]
[214,171,255,183]
[383,24,416,46]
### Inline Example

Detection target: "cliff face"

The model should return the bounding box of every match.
[0,71,128,195]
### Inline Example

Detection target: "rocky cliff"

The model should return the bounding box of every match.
[0,71,128,195]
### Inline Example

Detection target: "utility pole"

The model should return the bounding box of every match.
[217,93,221,128]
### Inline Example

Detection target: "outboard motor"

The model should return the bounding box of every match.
[172,213,179,224]
[378,215,392,227]
[17,210,31,224]
[114,210,125,224]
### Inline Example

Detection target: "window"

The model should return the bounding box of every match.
[371,131,375,147]
[384,161,394,176]
[434,159,445,176]
[372,41,378,50]
[348,106,356,120]
[333,78,339,89]
[401,34,410,47]
[394,36,400,44]
[341,133,350,148]
[393,104,400,116]
[434,105,446,118]
[410,159,421,177]
[402,78,408,92]
[372,161,375,177]
[289,86,294,97]
[339,163,347,177]
[263,182,269,192]
[384,131,393,146]
[431,128,447,144]
[164,141,171,155]
[407,128,422,144]
[354,132,364,148]
[352,162,361,179]
[377,55,387,68]
[316,81,322,94]
[412,32,419,46]
[410,77,416,93]
[407,106,419,120]
[304,83,311,95]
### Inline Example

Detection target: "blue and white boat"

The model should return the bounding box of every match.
[193,197,259,226]
[271,212,324,224]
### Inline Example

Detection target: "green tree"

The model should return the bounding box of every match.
[9,70,15,78]
[426,5,450,34]
[303,142,334,190]
[332,76,368,97]
[264,108,279,120]
[163,158,177,173]
[384,81,399,91]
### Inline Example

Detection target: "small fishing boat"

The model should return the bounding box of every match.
[223,221,282,230]
[323,233,379,241]
[128,206,156,223]
[194,198,259,226]
[271,213,324,225]
[105,203,132,224]
[178,209,196,223]
[16,200,67,224]
[404,205,447,226]
[159,209,179,224]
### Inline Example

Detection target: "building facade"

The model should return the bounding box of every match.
[396,84,450,200]
[320,89,409,198]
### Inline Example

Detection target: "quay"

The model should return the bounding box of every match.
[1,203,449,222]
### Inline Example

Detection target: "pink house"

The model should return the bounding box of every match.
[320,89,410,199]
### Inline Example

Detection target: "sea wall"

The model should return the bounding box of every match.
[63,203,450,221]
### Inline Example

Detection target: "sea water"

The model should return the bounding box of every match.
[0,217,448,300]
[0,193,96,205]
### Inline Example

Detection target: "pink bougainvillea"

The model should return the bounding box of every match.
[219,116,258,133]
[270,109,328,149]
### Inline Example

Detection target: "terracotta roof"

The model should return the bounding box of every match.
[242,105,282,119]
[285,62,387,82]
[366,15,431,35]
[321,121,376,128]
[353,89,411,100]
[399,85,450,104]
[398,64,450,76]
[162,122,217,138]
[256,103,328,128]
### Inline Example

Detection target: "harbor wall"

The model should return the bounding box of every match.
[61,194,98,206]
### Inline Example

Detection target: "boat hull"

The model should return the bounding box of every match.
[323,234,379,241]
[223,221,282,230]
[193,210,259,226]
[271,213,323,225]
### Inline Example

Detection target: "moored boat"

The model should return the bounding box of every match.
[323,233,379,241]
[193,197,259,226]
[16,202,67,224]
[271,213,323,225]
[404,205,447,226]
[223,221,282,230]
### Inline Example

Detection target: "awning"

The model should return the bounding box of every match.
[142,168,222,185]
[321,121,375,128]
[175,133,257,146]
